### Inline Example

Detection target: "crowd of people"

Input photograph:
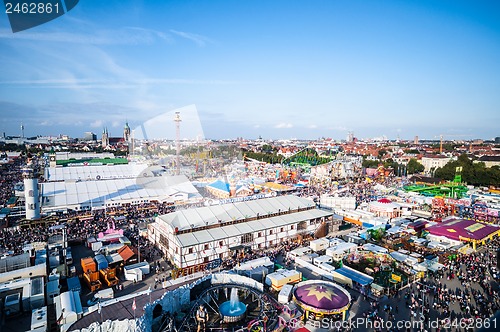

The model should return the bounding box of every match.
[0,156,24,208]
[357,237,500,332]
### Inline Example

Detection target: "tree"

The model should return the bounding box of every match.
[367,228,386,243]
[378,149,387,160]
[434,153,500,186]
[407,158,424,174]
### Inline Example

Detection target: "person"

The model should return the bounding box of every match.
[196,304,208,332]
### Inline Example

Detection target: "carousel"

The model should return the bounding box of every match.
[293,280,351,322]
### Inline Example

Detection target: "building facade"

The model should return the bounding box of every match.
[419,155,451,174]
[148,195,333,270]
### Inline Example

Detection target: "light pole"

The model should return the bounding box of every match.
[137,224,141,263]
[416,281,433,324]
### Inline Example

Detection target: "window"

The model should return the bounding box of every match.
[188,247,193,254]
[204,257,209,263]
[241,233,254,244]
[280,227,284,233]
[219,241,224,247]
[269,230,273,235]
[269,241,273,246]
[297,221,307,230]
[28,190,33,197]
[291,225,295,230]
[204,244,209,250]
[258,232,262,238]
[159,234,169,249]
[176,248,179,254]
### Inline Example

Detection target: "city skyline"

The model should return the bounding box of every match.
[1,0,499,140]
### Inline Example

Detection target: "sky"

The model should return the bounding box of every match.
[0,0,499,141]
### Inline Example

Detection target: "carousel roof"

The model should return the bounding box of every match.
[293,280,351,314]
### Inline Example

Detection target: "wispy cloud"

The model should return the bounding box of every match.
[0,27,171,45]
[169,29,213,47]
[90,120,103,128]
[274,123,293,129]
[307,124,318,129]
[0,78,240,88]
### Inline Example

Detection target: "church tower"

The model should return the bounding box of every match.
[123,121,131,143]
[49,148,56,168]
[102,128,109,148]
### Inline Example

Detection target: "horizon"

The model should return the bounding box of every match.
[1,1,499,140]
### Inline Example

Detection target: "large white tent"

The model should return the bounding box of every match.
[41,174,201,212]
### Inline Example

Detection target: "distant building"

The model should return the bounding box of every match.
[414,136,419,145]
[495,137,500,144]
[82,132,97,141]
[101,128,109,148]
[419,155,451,174]
[474,155,500,168]
[123,122,131,143]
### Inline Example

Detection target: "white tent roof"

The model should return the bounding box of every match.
[41,175,200,210]
[158,195,315,231]
[44,163,153,182]
[172,207,332,247]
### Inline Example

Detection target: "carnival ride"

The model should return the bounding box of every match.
[174,283,282,332]
[292,280,351,321]
[404,167,468,199]
[281,148,331,168]
[431,197,499,223]
[404,182,468,199]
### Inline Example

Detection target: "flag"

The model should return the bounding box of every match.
[132,298,136,311]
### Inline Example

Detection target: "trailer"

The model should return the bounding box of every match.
[313,255,333,267]
[286,247,312,260]
[46,280,60,305]
[124,261,150,275]
[295,257,335,281]
[87,288,114,306]
[123,267,143,282]
[309,238,330,252]
[67,276,81,294]
[94,254,108,271]
[265,269,302,291]
[278,284,294,304]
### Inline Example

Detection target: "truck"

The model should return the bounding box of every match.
[81,257,97,274]
[99,267,119,287]
[83,271,102,292]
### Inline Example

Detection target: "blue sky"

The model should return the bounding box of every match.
[0,0,499,140]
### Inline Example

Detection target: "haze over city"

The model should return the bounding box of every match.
[1,0,499,140]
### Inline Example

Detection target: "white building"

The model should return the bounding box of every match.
[419,155,452,174]
[148,195,333,270]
